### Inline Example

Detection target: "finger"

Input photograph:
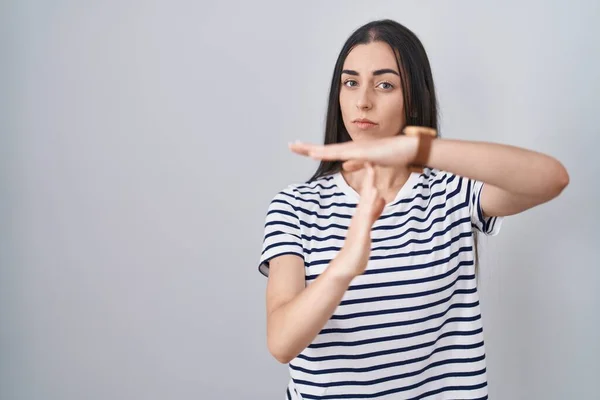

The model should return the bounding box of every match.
[361,162,376,195]
[288,141,315,157]
[362,163,386,223]
[365,162,375,183]
[342,159,366,172]
[355,163,374,226]
[308,142,362,161]
[372,196,386,219]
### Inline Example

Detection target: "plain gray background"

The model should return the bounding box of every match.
[1,1,599,399]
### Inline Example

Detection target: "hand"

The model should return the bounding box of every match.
[288,126,435,171]
[330,162,386,279]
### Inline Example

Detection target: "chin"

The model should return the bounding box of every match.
[348,130,393,141]
[348,132,375,141]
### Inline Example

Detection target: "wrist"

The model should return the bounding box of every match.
[402,126,437,172]
[327,251,359,283]
[401,134,420,164]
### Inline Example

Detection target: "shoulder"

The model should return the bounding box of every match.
[272,174,338,202]
[265,174,342,219]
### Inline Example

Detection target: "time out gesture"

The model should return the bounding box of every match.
[289,125,569,218]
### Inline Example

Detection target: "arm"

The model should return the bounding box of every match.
[266,163,385,364]
[402,127,571,217]
[266,254,354,364]
[290,129,570,217]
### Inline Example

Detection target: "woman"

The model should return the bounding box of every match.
[258,19,569,400]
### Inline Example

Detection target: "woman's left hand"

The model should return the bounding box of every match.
[288,126,434,172]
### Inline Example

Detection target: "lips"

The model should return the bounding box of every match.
[353,118,378,129]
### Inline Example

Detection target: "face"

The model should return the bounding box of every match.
[339,41,405,141]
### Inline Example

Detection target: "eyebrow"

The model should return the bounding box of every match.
[341,68,400,77]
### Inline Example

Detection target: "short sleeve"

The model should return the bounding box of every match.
[469,179,503,236]
[257,187,304,277]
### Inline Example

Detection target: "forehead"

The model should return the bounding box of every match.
[343,41,398,71]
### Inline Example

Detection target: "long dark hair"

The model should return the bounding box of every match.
[308,19,439,182]
[308,19,481,274]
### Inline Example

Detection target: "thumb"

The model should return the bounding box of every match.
[372,195,386,220]
[355,163,384,224]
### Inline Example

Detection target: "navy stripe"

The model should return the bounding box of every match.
[414,173,447,191]
[266,207,298,221]
[311,173,448,206]
[346,260,474,292]
[473,181,487,228]
[291,341,484,375]
[327,287,477,324]
[387,174,452,208]
[306,230,471,273]
[309,246,473,281]
[292,174,456,215]
[259,251,303,267]
[304,212,472,271]
[263,240,302,254]
[296,197,462,233]
[338,275,474,308]
[484,215,492,232]
[298,200,453,243]
[286,387,292,400]
[295,190,345,200]
[349,244,472,277]
[309,308,480,348]
[470,179,476,208]
[279,190,297,202]
[298,199,468,244]
[264,220,299,233]
[300,369,486,399]
[295,355,485,388]
[340,269,475,306]
[418,168,438,180]
[294,182,337,193]
[291,180,454,217]
[304,222,470,256]
[264,229,301,241]
[297,327,483,362]
[486,215,497,233]
[372,221,470,252]
[298,187,467,242]
[405,382,487,400]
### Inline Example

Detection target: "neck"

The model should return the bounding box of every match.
[342,165,411,200]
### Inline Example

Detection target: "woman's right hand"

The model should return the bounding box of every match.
[333,162,386,279]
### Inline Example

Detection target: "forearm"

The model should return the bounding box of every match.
[267,254,355,364]
[406,135,569,199]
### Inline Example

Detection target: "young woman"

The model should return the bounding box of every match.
[258,19,569,400]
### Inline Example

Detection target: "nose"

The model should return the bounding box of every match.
[356,87,372,111]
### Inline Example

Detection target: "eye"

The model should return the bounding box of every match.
[343,79,358,88]
[378,82,394,90]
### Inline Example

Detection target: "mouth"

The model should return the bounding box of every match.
[353,118,378,129]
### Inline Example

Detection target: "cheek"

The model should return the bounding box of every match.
[380,96,405,131]
[339,92,352,118]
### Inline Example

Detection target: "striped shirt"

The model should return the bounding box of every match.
[258,168,503,400]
